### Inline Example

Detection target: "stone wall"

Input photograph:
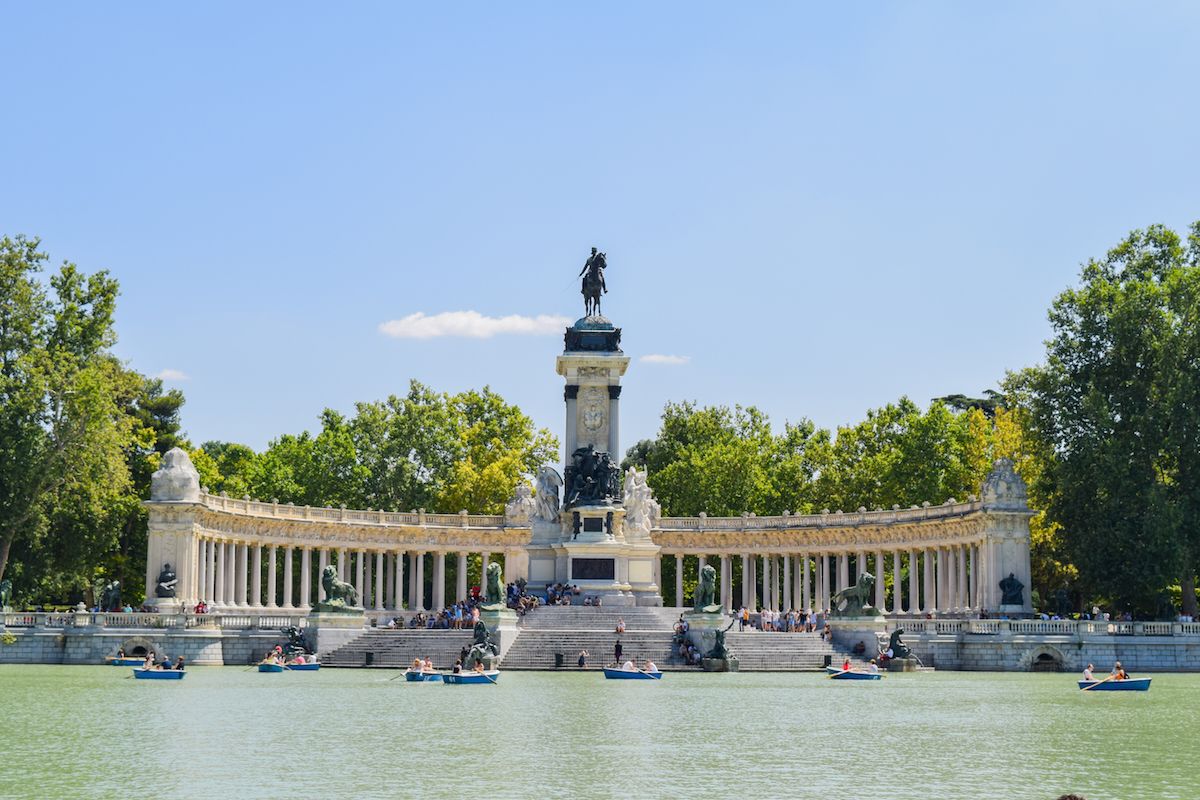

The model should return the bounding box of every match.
[903,631,1200,672]
[0,628,285,666]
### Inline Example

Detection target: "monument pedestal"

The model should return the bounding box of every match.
[684,610,729,662]
[146,598,184,615]
[886,657,919,672]
[479,606,520,659]
[701,657,739,672]
[829,616,886,661]
[307,610,367,657]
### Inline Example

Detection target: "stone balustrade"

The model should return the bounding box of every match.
[0,611,308,630]
[890,617,1200,637]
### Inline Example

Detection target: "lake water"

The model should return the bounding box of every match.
[0,666,1195,799]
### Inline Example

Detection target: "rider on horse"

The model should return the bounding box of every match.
[579,247,607,316]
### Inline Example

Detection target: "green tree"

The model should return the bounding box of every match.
[0,236,135,594]
[1020,222,1200,616]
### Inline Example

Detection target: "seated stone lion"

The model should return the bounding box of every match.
[831,572,877,617]
[483,562,504,609]
[317,565,360,610]
[693,564,720,613]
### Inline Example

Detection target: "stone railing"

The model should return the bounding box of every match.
[656,500,982,532]
[0,612,308,630]
[198,492,506,529]
[891,618,1200,637]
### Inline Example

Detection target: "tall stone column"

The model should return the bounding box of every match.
[760,556,769,609]
[433,552,446,610]
[196,540,208,606]
[456,553,467,603]
[481,552,491,594]
[958,545,969,612]
[923,549,936,613]
[739,554,750,608]
[251,545,262,607]
[376,551,386,610]
[720,555,731,612]
[874,550,885,610]
[675,554,684,607]
[224,542,236,607]
[354,550,365,604]
[213,541,226,609]
[415,554,429,609]
[938,547,950,612]
[908,550,919,614]
[282,547,293,608]
[337,548,347,583]
[300,548,312,609]
[891,551,902,614]
[318,549,329,601]
[267,546,277,608]
[206,540,217,604]
[837,553,849,592]
[800,553,810,612]
[393,551,404,610]
[782,555,792,611]
[235,544,247,607]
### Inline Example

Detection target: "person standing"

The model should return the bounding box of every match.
[578,649,589,668]
[614,640,622,663]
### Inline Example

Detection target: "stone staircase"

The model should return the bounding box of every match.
[723,630,870,671]
[504,605,691,670]
[322,629,474,669]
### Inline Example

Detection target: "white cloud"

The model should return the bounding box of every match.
[155,368,190,381]
[378,310,571,339]
[639,354,690,365]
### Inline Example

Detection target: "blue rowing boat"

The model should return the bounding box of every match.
[258,663,285,673]
[826,666,882,680]
[404,669,443,682]
[109,657,144,666]
[286,663,320,671]
[1078,678,1151,691]
[603,667,662,680]
[443,671,499,685]
[132,668,186,680]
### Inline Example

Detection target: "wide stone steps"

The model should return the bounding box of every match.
[722,631,871,671]
[517,605,685,632]
[323,630,474,669]
[500,630,693,671]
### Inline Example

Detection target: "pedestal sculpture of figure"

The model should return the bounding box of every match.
[579,247,608,317]
[999,573,1024,607]
[694,564,721,614]
[533,466,562,523]
[564,444,620,508]
[154,563,178,598]
[831,572,879,617]
[314,565,361,612]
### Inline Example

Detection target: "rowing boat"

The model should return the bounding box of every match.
[132,668,186,680]
[108,657,144,666]
[1078,678,1151,692]
[442,670,499,685]
[603,667,663,680]
[825,666,881,681]
[257,663,286,673]
[285,662,320,671]
[404,669,443,682]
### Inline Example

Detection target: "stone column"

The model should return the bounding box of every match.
[456,553,467,603]
[224,542,236,607]
[300,548,312,609]
[234,544,247,607]
[720,555,731,612]
[433,552,446,610]
[250,545,262,607]
[417,554,427,609]
[318,549,329,602]
[206,540,217,604]
[481,552,491,594]
[923,549,936,613]
[354,550,365,604]
[891,551,902,614]
[908,549,919,614]
[337,548,347,583]
[267,547,277,608]
[675,554,684,607]
[282,547,293,608]
[970,544,980,610]
[607,386,621,456]
[747,554,758,610]
[782,555,792,611]
[837,553,849,592]
[760,556,769,609]
[740,554,750,608]
[938,547,950,612]
[800,553,810,612]
[957,545,969,613]
[375,551,386,610]
[364,553,373,610]
[213,541,226,609]
[878,546,888,609]
[196,540,208,606]
[393,551,404,610]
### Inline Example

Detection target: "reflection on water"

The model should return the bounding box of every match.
[0,666,1195,800]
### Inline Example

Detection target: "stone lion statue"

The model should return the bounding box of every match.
[484,562,504,607]
[464,620,499,670]
[318,565,359,610]
[533,466,563,523]
[830,572,877,617]
[0,578,11,609]
[693,563,719,613]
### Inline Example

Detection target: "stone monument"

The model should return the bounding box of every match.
[309,564,367,656]
[828,571,887,660]
[685,564,736,670]
[477,562,519,659]
[525,246,662,606]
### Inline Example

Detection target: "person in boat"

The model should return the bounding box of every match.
[143,651,156,670]
[841,658,851,672]
[644,659,657,673]
[1083,663,1095,681]
[117,648,125,658]
[473,661,485,673]
[452,660,462,674]
[867,659,879,674]
[173,656,185,671]
[1110,661,1127,681]
[411,657,422,672]
[423,657,434,672]
[157,654,171,670]
[622,659,635,671]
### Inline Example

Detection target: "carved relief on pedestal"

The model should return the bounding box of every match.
[576,385,609,450]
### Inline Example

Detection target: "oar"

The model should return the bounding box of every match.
[829,667,853,678]
[1082,674,1116,691]
[387,670,411,682]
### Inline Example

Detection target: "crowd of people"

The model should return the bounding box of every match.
[735,607,825,632]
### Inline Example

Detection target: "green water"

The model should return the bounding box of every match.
[0,666,1196,800]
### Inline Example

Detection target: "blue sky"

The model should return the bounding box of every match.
[3,3,1198,460]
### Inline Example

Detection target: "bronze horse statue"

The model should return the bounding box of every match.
[579,247,607,316]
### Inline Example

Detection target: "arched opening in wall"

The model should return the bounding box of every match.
[120,636,154,658]
[1031,652,1062,672]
